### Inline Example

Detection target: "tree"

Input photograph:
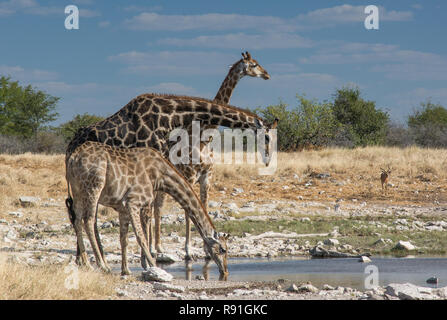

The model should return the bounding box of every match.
[256,95,338,151]
[0,76,59,138]
[332,86,389,146]
[58,113,105,142]
[408,101,447,147]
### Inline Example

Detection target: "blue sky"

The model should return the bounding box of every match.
[0,0,446,125]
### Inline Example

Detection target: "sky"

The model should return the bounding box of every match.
[0,0,446,125]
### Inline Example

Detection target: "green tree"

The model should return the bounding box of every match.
[0,76,59,138]
[332,86,389,146]
[58,113,105,142]
[256,95,338,151]
[408,100,447,147]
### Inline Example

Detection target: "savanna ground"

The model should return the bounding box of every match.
[0,146,446,299]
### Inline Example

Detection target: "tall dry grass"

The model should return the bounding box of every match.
[1,147,446,212]
[213,146,447,181]
[0,255,118,300]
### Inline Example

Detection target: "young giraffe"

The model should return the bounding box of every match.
[66,141,229,279]
[66,92,276,267]
[150,51,271,259]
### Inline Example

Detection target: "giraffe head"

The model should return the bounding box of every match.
[204,231,229,280]
[235,51,270,80]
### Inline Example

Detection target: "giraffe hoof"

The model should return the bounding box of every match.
[121,269,131,276]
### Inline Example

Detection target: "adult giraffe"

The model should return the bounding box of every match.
[66,92,276,268]
[150,51,270,260]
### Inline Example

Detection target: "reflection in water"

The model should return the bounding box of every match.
[155,256,447,290]
[184,260,210,281]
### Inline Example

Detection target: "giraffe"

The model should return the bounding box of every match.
[150,51,271,260]
[66,92,277,267]
[65,141,229,279]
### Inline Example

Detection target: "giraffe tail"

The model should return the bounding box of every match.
[65,180,76,225]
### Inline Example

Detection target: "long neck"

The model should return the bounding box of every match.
[214,64,243,104]
[155,159,215,239]
[143,95,260,130]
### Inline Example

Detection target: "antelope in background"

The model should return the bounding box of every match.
[380,166,392,192]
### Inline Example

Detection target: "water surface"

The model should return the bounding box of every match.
[135,256,447,290]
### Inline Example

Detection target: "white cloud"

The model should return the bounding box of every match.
[0,65,58,82]
[158,32,314,49]
[108,50,236,76]
[98,20,110,28]
[143,82,198,95]
[124,5,163,12]
[300,41,447,81]
[123,5,412,32]
[124,12,290,32]
[0,0,100,17]
[297,4,412,25]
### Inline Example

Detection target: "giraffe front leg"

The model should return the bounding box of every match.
[140,206,152,270]
[119,211,131,276]
[153,192,165,254]
[126,203,157,268]
[199,172,212,263]
[185,213,192,261]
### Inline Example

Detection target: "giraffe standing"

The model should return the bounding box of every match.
[150,51,271,259]
[66,141,229,279]
[66,92,276,267]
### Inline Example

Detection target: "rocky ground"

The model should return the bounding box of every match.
[1,193,447,300]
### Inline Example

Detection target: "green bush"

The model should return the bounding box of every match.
[57,113,104,142]
[332,86,389,146]
[256,95,339,151]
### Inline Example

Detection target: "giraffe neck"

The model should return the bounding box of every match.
[155,157,216,239]
[66,94,263,158]
[214,61,243,104]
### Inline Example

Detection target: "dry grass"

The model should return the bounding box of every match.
[0,254,119,300]
[0,147,446,218]
[214,146,447,180]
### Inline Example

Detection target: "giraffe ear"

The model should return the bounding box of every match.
[271,118,278,129]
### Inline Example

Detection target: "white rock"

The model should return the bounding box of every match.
[156,253,181,263]
[232,187,244,194]
[323,238,339,246]
[358,256,372,263]
[153,282,185,293]
[394,240,416,251]
[298,283,319,293]
[385,283,435,300]
[19,196,40,207]
[286,284,299,292]
[208,201,220,208]
[8,211,23,218]
[142,267,173,282]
